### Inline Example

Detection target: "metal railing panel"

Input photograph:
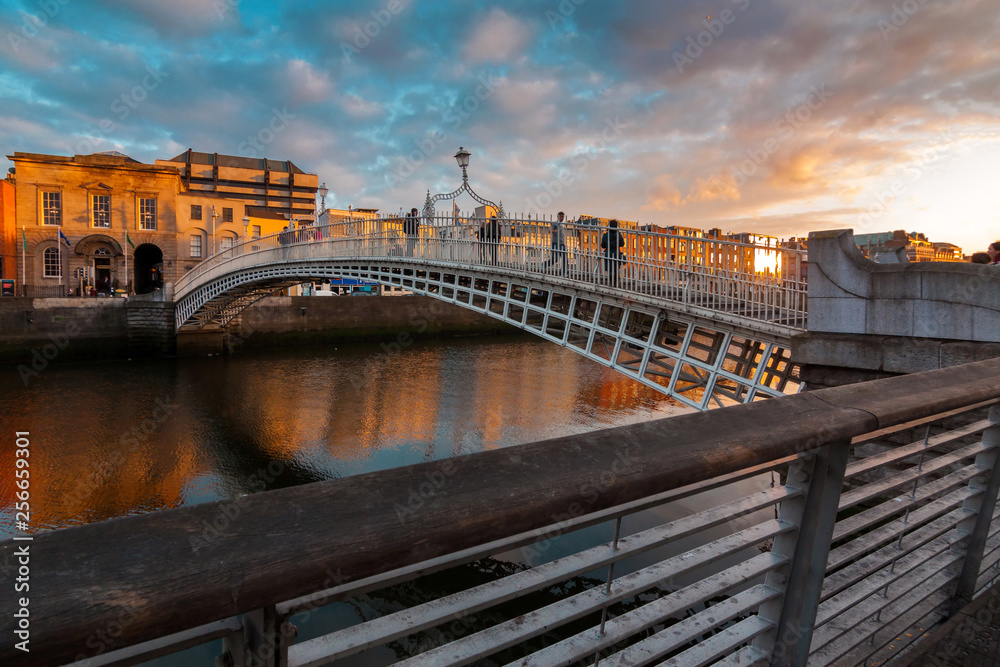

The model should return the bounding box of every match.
[837,441,992,511]
[809,574,956,667]
[822,500,971,606]
[76,617,243,667]
[380,521,788,667]
[602,613,775,667]
[813,552,961,650]
[276,456,804,617]
[831,467,980,543]
[710,644,770,666]
[513,553,786,667]
[843,419,993,480]
[816,530,965,632]
[828,503,975,573]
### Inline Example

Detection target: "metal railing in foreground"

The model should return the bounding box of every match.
[3,360,999,666]
[173,214,808,332]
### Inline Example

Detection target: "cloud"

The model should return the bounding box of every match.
[285,59,334,105]
[462,8,531,63]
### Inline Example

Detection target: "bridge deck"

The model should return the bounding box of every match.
[904,579,1000,666]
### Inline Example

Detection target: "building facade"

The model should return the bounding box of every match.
[0,177,14,281]
[156,150,317,221]
[7,150,319,294]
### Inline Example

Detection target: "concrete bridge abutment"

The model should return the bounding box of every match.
[792,229,1000,389]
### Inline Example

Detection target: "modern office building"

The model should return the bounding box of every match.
[156,150,318,221]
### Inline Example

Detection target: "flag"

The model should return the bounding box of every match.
[126,232,136,250]
[58,229,70,246]
[22,229,27,252]
[110,238,124,253]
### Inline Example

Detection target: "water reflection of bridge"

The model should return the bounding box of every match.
[175,215,808,410]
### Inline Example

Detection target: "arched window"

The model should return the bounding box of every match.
[43,247,61,277]
[94,247,112,256]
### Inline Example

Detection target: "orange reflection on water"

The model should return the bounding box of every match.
[1,338,688,537]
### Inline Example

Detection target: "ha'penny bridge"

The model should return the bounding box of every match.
[173,214,809,411]
[3,225,1000,667]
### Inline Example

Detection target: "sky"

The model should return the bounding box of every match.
[1,0,999,252]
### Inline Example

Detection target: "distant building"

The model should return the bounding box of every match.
[853,229,961,263]
[933,242,962,262]
[156,150,317,221]
[0,176,14,281]
[7,150,319,294]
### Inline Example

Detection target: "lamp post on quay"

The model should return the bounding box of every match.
[243,216,250,242]
[211,206,218,255]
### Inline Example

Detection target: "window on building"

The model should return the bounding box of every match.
[252,225,261,238]
[222,207,233,223]
[139,198,157,230]
[190,235,202,258]
[191,204,202,220]
[43,247,61,277]
[92,194,111,228]
[42,191,62,226]
[220,236,235,251]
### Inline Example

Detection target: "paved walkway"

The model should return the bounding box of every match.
[904,580,1000,666]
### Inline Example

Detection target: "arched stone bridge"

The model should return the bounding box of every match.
[173,217,808,411]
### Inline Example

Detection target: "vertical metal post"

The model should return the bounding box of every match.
[755,439,850,667]
[950,405,1000,615]
[242,605,293,667]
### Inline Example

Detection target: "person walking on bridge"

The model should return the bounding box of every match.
[404,208,420,257]
[486,215,500,265]
[601,219,626,287]
[541,211,568,275]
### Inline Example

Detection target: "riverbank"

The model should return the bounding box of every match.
[0,295,518,365]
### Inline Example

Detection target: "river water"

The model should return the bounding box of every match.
[2,336,776,665]
[1,335,692,540]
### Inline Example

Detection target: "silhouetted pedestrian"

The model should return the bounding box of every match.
[601,219,626,286]
[541,211,568,274]
[486,215,500,265]
[404,208,420,257]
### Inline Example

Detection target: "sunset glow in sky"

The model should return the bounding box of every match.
[2,0,998,252]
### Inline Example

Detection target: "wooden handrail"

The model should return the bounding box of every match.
[3,358,1000,665]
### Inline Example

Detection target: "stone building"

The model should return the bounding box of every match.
[9,152,180,295]
[7,150,319,294]
[0,176,14,281]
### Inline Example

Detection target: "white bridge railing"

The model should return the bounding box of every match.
[174,213,808,333]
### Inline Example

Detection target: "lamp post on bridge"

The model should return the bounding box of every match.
[422,147,505,222]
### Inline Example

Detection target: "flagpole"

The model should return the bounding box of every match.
[124,230,129,294]
[57,229,62,287]
[20,227,25,296]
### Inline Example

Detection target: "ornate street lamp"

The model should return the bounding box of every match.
[423,146,505,221]
[243,215,250,241]
[318,182,328,214]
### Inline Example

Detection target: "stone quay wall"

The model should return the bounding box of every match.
[0,294,516,365]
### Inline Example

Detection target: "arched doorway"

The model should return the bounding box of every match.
[92,247,114,293]
[134,244,163,294]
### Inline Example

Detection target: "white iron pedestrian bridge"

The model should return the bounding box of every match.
[174,214,808,411]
